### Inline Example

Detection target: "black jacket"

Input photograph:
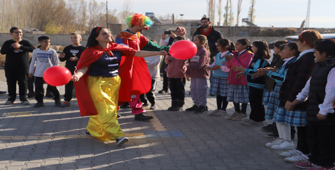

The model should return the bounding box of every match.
[306,61,335,125]
[193,26,223,59]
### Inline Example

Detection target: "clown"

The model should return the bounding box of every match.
[116,13,170,121]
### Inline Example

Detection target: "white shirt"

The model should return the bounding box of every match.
[144,55,162,79]
[29,48,59,77]
[296,68,335,116]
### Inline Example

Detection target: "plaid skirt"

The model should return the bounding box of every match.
[209,76,229,96]
[227,84,249,103]
[274,107,307,127]
[262,89,272,105]
[265,85,281,120]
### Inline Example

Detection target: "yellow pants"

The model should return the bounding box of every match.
[86,75,124,141]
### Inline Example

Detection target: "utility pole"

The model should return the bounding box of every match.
[305,0,311,28]
[106,1,108,28]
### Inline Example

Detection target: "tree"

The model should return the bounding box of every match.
[248,0,256,23]
[206,0,215,25]
[236,0,243,26]
[118,0,133,25]
[217,0,222,26]
[223,0,234,26]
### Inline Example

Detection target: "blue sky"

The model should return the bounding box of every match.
[99,0,334,28]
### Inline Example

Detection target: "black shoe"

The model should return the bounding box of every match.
[168,100,178,111]
[262,123,277,132]
[55,101,61,107]
[158,89,168,94]
[120,102,130,108]
[117,114,121,118]
[185,105,198,111]
[134,114,153,121]
[195,106,208,113]
[34,102,44,108]
[28,93,35,98]
[142,103,148,107]
[45,93,54,98]
[267,131,279,138]
[85,130,91,136]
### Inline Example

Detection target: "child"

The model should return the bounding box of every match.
[165,36,187,111]
[139,40,162,110]
[277,30,322,163]
[29,36,60,108]
[292,39,335,169]
[59,33,86,107]
[225,38,253,120]
[261,40,288,137]
[257,43,299,149]
[207,39,234,116]
[232,40,270,125]
[185,35,210,113]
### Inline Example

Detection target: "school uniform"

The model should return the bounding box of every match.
[226,50,253,104]
[296,60,335,167]
[209,51,230,97]
[265,56,297,120]
[277,49,316,154]
[242,56,269,122]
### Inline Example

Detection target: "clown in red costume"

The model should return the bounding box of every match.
[116,13,170,121]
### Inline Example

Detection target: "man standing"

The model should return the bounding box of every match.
[193,16,223,60]
[116,13,169,121]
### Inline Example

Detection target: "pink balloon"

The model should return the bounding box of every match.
[43,66,72,86]
[169,40,197,60]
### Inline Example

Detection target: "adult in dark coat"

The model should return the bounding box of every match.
[192,17,223,60]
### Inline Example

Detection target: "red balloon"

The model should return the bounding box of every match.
[169,40,197,60]
[43,66,72,86]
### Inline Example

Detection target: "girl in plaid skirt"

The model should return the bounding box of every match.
[206,39,235,116]
[277,30,322,163]
[225,39,253,120]
[256,42,299,150]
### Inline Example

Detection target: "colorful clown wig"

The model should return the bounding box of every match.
[126,13,153,28]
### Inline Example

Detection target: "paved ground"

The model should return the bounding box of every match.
[0,69,299,170]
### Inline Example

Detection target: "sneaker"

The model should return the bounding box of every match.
[134,114,153,121]
[208,109,220,116]
[262,123,277,132]
[34,102,44,108]
[226,112,240,120]
[241,119,264,126]
[116,137,129,146]
[185,105,198,112]
[195,106,208,113]
[142,103,149,107]
[4,100,13,105]
[265,138,284,147]
[284,153,309,162]
[55,101,61,107]
[21,100,30,105]
[150,104,156,110]
[295,161,314,169]
[231,113,248,121]
[280,149,303,157]
[60,101,71,108]
[271,140,295,150]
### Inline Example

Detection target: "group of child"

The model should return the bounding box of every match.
[164,29,335,169]
[28,33,85,108]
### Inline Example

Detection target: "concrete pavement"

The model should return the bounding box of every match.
[0,70,298,170]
